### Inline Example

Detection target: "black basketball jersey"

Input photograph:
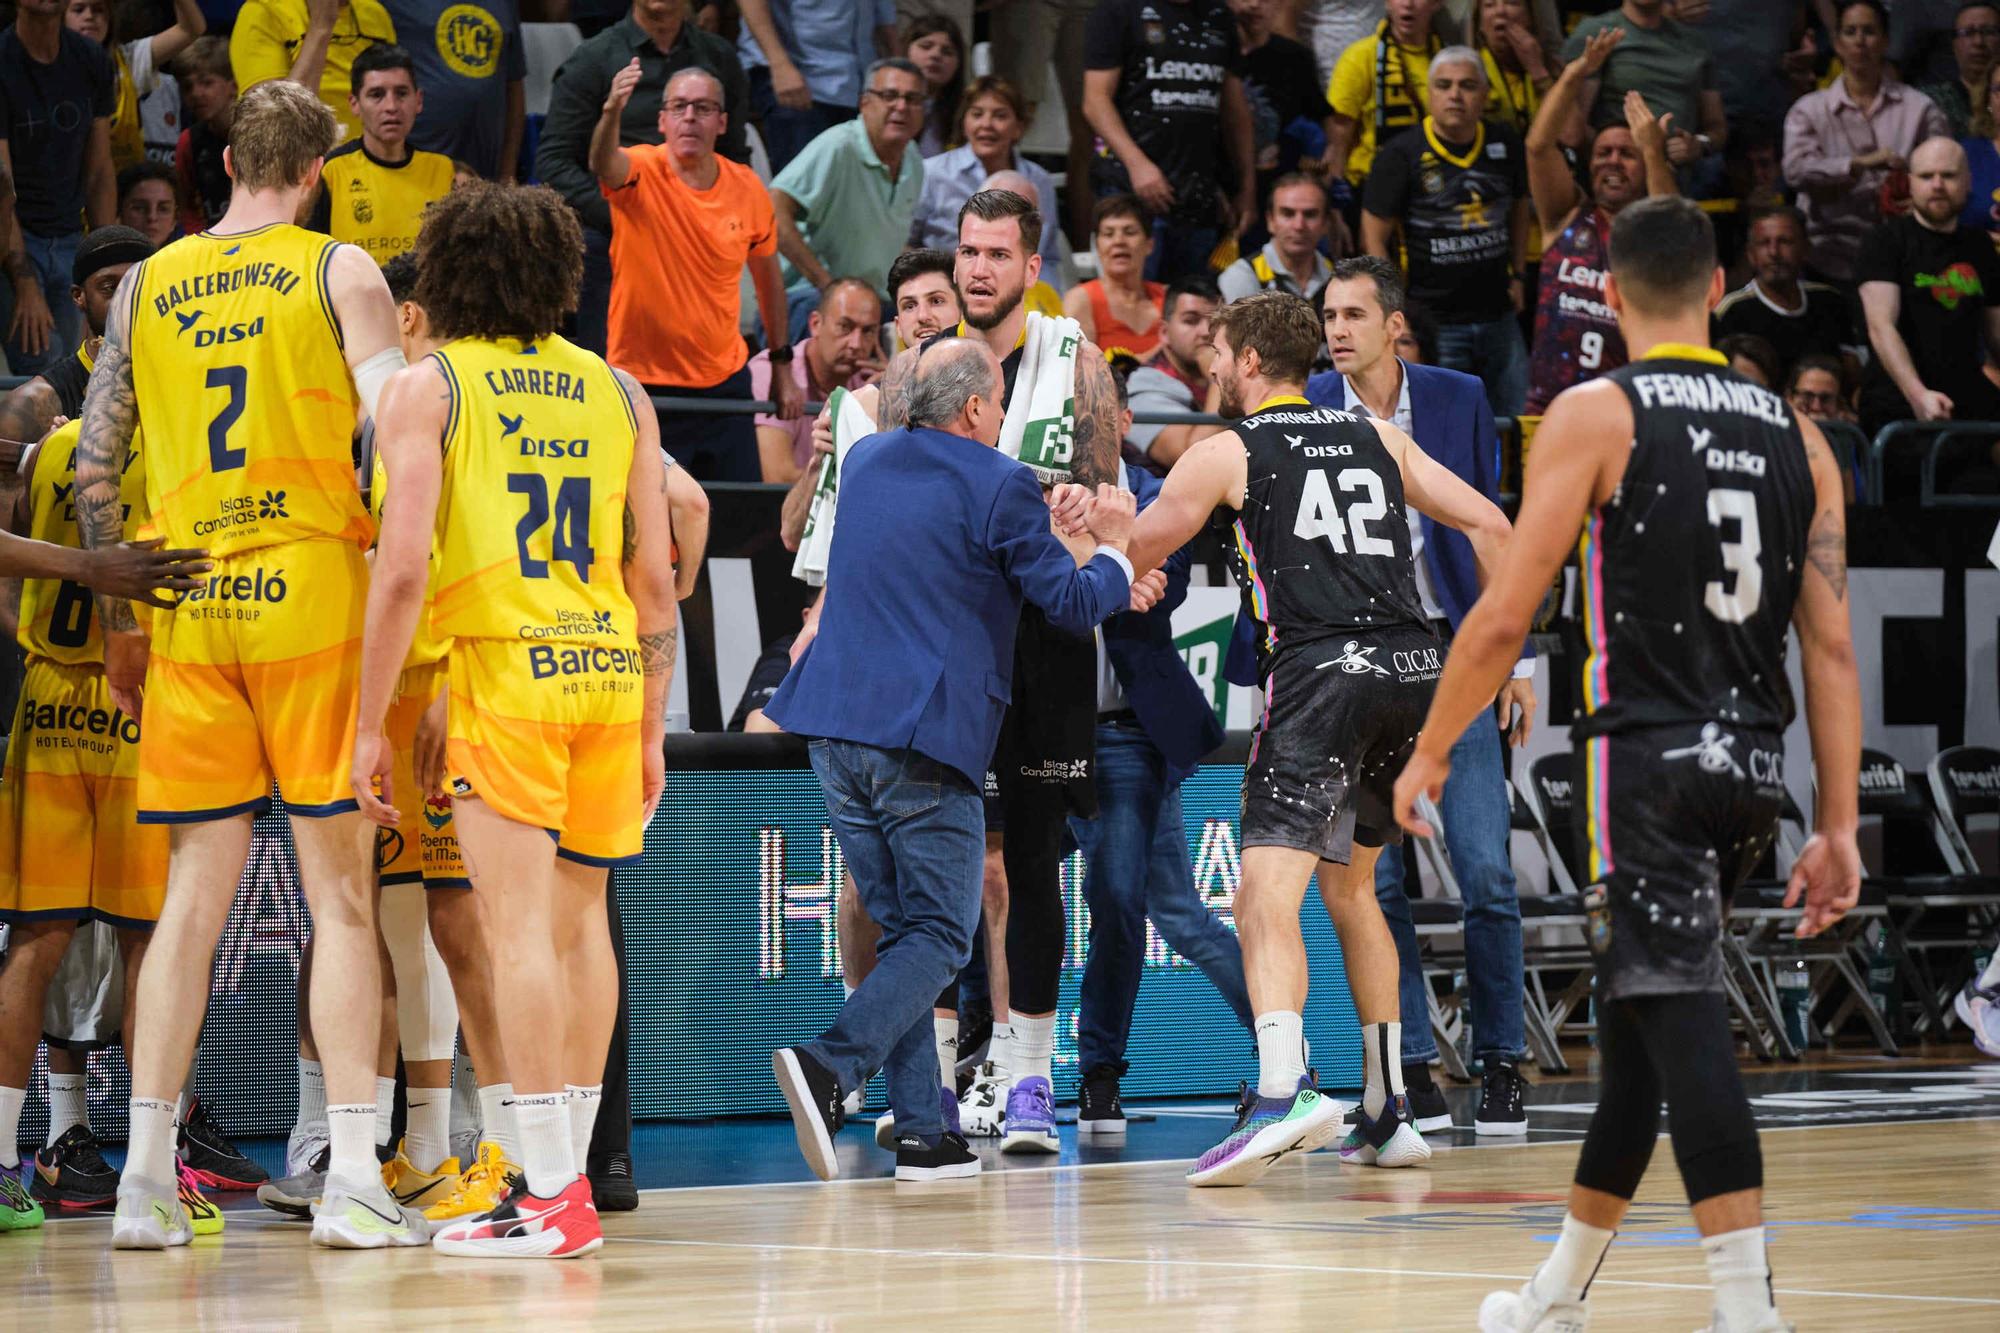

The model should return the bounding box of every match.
[1572,349,1815,739]
[1221,396,1427,678]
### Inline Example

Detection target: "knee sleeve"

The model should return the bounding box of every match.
[1572,997,1663,1201]
[1001,804,1067,1013]
[379,882,460,1064]
[1637,992,1764,1205]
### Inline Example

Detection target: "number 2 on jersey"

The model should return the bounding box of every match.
[206,365,247,472]
[508,473,594,581]
[1293,467,1395,556]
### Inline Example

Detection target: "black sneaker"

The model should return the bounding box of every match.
[587,1151,639,1212]
[1403,1062,1454,1133]
[773,1046,845,1181]
[1474,1058,1529,1137]
[1077,1063,1126,1140]
[30,1124,118,1208]
[178,1096,270,1190]
[955,1007,994,1082]
[893,1131,981,1182]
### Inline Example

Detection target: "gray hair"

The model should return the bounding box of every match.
[1430,44,1486,87]
[906,338,998,429]
[664,65,726,104]
[865,56,925,88]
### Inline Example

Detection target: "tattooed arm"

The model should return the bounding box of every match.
[617,367,677,819]
[1067,343,1122,490]
[74,265,144,631]
[1786,415,1863,934]
[0,379,59,476]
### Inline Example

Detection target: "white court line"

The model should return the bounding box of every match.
[601,1235,2000,1308]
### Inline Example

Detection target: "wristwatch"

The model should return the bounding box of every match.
[768,344,793,365]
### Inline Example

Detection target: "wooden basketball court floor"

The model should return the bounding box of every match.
[8,1052,1998,1330]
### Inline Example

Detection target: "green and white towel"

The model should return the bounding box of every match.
[1000,312,1084,485]
[792,385,877,586]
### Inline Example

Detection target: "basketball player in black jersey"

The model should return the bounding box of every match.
[1058,291,1511,1185]
[1394,197,1861,1333]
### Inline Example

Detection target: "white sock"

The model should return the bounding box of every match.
[1531,1214,1616,1304]
[46,1072,87,1144]
[480,1082,520,1162]
[1009,1012,1055,1085]
[328,1104,378,1183]
[1361,1022,1405,1119]
[934,1015,959,1088]
[124,1097,179,1184]
[403,1087,452,1172]
[1981,952,2000,989]
[1702,1225,1777,1329]
[297,1058,327,1129]
[374,1076,396,1148]
[566,1084,602,1166]
[843,980,857,1000]
[513,1091,576,1197]
[1254,1010,1306,1099]
[986,1023,1016,1079]
[0,1086,25,1169]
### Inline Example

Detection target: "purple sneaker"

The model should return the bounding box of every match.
[1187,1080,1344,1188]
[1000,1076,1059,1154]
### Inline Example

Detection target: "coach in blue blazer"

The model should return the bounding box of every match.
[1305,258,1536,1137]
[767,339,1136,1182]
[1069,458,1251,1133]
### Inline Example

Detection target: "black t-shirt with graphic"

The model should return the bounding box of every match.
[1084,0,1241,225]
[1363,118,1527,324]
[1854,215,2000,421]
[0,28,115,236]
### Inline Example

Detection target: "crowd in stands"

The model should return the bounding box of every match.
[7,0,2000,496]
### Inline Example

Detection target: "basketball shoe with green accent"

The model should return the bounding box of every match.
[1187,1078,1344,1187]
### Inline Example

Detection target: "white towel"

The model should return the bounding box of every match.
[791,385,877,586]
[999,312,1084,485]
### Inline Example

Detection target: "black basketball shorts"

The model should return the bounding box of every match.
[1240,625,1442,863]
[1574,721,1786,1000]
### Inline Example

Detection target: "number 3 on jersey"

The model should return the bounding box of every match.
[509,472,594,580]
[1704,487,1762,623]
[1293,467,1395,556]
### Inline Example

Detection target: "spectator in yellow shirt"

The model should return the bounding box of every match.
[1327,0,1444,188]
[230,0,395,142]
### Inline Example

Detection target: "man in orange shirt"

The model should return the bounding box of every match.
[592,60,801,479]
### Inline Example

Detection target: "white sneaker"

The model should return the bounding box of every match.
[310,1174,431,1249]
[286,1119,330,1177]
[958,1063,1009,1138]
[844,1087,867,1118]
[1956,982,2000,1058]
[111,1176,193,1250]
[1479,1282,1589,1332]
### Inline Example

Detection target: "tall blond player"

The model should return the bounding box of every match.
[73,80,428,1251]
[355,181,676,1261]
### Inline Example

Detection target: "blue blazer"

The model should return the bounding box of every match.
[1105,464,1226,785]
[765,426,1133,788]
[1304,359,1505,632]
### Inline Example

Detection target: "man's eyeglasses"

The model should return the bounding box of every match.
[1789,390,1842,413]
[665,99,723,119]
[1959,25,2000,39]
[864,88,926,107]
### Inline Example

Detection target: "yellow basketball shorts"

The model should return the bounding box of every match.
[138,537,367,822]
[0,657,169,927]
[445,637,646,867]
[378,659,469,888]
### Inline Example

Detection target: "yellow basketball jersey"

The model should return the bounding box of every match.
[17,419,152,666]
[370,441,449,670]
[317,140,455,266]
[129,223,374,559]
[430,334,638,647]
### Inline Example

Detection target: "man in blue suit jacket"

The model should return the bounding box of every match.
[766,339,1137,1183]
[1306,258,1538,1140]
[1068,440,1252,1137]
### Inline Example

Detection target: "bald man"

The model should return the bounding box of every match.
[765,335,1138,1185]
[1856,136,2000,436]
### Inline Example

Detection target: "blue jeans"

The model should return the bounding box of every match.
[1374,710,1526,1065]
[748,66,855,176]
[1434,315,1529,421]
[1145,219,1220,284]
[3,231,85,377]
[804,739,984,1138]
[1071,722,1253,1073]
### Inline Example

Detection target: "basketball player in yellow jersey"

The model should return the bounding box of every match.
[357,182,676,1260]
[72,79,430,1252]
